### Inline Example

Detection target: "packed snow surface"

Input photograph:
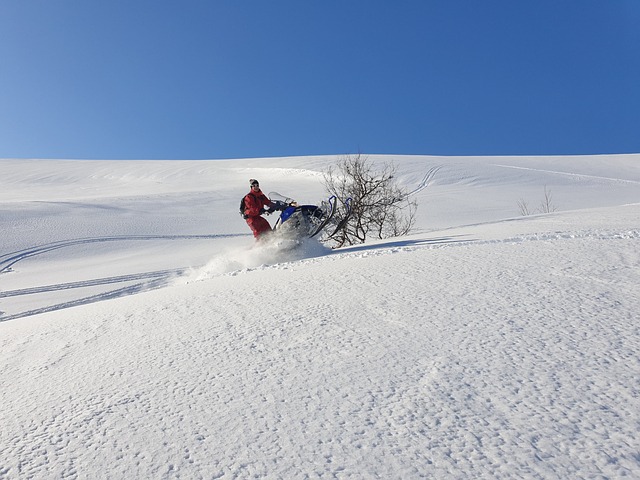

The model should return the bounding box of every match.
[1,154,639,479]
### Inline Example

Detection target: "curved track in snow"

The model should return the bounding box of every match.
[0,234,246,322]
[0,234,244,274]
[0,273,180,322]
[406,165,441,197]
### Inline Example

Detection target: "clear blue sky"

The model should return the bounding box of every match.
[1,1,639,159]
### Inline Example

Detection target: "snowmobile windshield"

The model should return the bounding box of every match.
[268,192,296,204]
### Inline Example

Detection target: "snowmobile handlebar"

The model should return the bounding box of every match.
[270,199,297,211]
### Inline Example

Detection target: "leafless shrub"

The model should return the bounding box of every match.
[517,198,532,216]
[517,186,558,216]
[323,154,417,248]
[538,185,557,213]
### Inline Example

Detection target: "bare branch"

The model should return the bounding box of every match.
[538,186,557,214]
[322,154,419,247]
[517,198,531,216]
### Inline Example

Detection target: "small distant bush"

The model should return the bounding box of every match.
[518,186,557,216]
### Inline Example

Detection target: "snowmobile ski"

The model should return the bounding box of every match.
[326,197,352,239]
[309,196,337,238]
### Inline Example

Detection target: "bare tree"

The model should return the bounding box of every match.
[323,154,417,248]
[538,185,557,213]
[517,198,532,216]
[517,186,558,216]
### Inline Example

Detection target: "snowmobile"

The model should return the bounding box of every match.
[268,192,352,240]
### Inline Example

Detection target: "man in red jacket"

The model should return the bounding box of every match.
[242,179,275,239]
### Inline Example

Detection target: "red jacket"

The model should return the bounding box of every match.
[243,189,273,217]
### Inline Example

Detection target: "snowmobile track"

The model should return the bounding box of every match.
[406,165,441,197]
[0,234,241,274]
[0,275,174,322]
[0,269,184,298]
[0,234,244,321]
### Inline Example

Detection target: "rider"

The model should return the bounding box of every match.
[242,179,276,239]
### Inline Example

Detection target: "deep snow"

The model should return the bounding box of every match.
[1,154,639,479]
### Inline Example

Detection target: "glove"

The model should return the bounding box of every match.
[270,201,286,212]
[259,208,267,215]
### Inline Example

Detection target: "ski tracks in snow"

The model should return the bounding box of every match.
[405,165,441,197]
[0,234,230,274]
[0,271,183,321]
[0,234,239,322]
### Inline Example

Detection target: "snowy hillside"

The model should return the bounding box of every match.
[1,154,639,478]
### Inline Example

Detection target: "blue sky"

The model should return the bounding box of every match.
[1,1,639,159]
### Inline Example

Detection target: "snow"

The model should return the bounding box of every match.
[1,154,639,479]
